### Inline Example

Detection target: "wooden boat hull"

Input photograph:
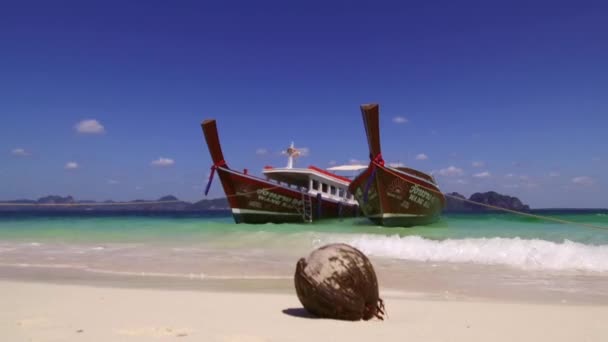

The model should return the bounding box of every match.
[217,167,359,224]
[349,103,445,227]
[348,166,444,227]
[201,119,359,224]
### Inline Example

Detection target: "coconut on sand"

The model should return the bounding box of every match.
[294,243,386,321]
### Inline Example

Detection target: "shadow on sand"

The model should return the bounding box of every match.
[281,308,319,319]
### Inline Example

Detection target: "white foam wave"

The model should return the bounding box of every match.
[327,235,608,272]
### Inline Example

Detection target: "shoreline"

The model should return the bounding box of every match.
[3,279,608,342]
[3,263,608,306]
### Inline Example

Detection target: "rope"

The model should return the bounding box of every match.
[363,153,384,203]
[4,163,604,231]
[373,161,608,231]
[205,160,227,196]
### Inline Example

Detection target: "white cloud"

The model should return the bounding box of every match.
[472,161,485,168]
[11,148,30,157]
[107,179,119,185]
[328,160,337,166]
[349,158,364,165]
[75,119,105,134]
[473,171,491,178]
[65,161,79,170]
[151,157,175,167]
[592,157,601,162]
[388,162,405,167]
[505,173,515,178]
[255,148,268,156]
[572,176,594,186]
[549,171,560,177]
[455,179,468,184]
[392,116,408,124]
[519,175,529,181]
[437,166,464,177]
[415,153,428,160]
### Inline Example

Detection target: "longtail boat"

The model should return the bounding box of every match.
[347,104,445,226]
[201,119,360,224]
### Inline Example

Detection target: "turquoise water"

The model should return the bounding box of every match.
[1,211,608,273]
[1,212,607,244]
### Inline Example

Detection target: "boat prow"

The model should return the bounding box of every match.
[348,104,445,227]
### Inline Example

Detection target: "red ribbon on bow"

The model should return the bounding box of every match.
[371,153,384,166]
[363,153,384,202]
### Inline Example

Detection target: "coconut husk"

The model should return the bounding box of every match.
[294,243,385,320]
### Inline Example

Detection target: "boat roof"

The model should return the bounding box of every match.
[327,164,368,171]
[263,165,352,188]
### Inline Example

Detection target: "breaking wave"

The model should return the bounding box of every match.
[330,234,608,272]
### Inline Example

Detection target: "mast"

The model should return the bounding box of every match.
[360,103,382,160]
[285,141,300,169]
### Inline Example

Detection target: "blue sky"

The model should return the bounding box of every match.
[1,0,606,208]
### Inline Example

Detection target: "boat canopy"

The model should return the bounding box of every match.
[263,166,351,187]
[326,164,368,171]
[263,166,356,203]
[263,168,311,188]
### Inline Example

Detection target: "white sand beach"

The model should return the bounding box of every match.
[2,279,607,342]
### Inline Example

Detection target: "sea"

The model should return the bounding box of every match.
[2,210,608,303]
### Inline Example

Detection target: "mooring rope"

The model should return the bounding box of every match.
[363,153,385,203]
[204,160,227,196]
[372,160,608,231]
[2,163,605,231]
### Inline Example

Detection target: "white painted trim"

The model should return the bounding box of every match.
[368,213,425,218]
[264,168,350,186]
[327,164,368,171]
[232,208,301,216]
[307,189,358,206]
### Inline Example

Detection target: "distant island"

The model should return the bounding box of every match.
[0,191,531,213]
[443,191,530,213]
[0,195,229,212]
[0,192,605,214]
